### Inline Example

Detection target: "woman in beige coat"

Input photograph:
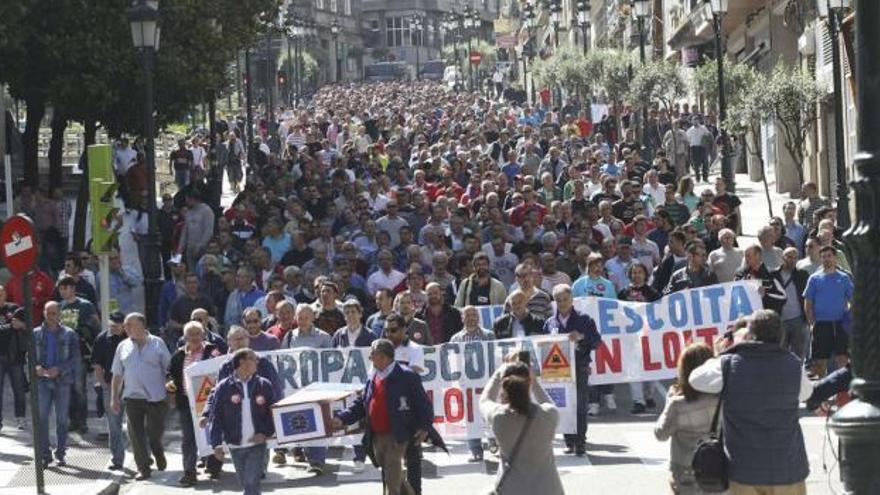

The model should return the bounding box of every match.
[654,343,721,494]
[480,359,564,495]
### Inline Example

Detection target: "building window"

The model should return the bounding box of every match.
[386,16,412,47]
[330,0,337,12]
[315,0,324,10]
[344,0,352,15]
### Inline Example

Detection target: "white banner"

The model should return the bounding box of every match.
[185,335,578,456]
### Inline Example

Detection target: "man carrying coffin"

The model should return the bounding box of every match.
[208,348,277,495]
[330,338,442,495]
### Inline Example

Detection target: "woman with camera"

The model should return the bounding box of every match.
[479,353,564,495]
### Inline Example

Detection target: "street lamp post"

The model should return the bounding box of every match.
[577,0,590,55]
[819,0,851,229]
[830,1,880,493]
[244,48,255,165]
[710,0,734,192]
[265,28,274,130]
[464,8,474,91]
[412,16,423,80]
[330,19,341,83]
[550,0,561,48]
[633,0,650,151]
[523,1,536,104]
[127,0,162,329]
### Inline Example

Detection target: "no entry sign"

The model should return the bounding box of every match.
[0,215,38,276]
[469,51,482,65]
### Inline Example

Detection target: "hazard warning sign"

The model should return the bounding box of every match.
[194,377,215,415]
[541,343,572,381]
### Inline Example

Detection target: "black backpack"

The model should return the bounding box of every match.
[691,357,729,492]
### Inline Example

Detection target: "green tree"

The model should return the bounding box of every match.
[725,70,775,217]
[766,63,823,186]
[691,58,757,114]
[626,59,686,113]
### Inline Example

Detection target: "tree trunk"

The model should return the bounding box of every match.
[747,127,774,218]
[73,119,97,251]
[22,97,45,189]
[48,111,68,192]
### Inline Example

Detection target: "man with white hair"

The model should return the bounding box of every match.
[708,228,744,283]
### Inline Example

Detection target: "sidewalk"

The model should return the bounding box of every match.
[0,383,122,495]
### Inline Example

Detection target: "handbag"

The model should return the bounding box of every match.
[691,358,729,492]
[490,404,535,495]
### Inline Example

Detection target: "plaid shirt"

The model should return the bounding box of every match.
[449,327,496,343]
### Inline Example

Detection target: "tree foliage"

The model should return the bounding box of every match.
[0,0,277,188]
[766,63,823,185]
[691,57,758,113]
[626,59,686,111]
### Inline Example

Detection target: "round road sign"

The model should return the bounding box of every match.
[0,215,39,276]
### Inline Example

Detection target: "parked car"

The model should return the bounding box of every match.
[364,62,410,82]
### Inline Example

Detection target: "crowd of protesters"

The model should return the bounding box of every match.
[0,79,856,494]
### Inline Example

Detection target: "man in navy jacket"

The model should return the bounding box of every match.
[208,348,277,495]
[331,339,439,495]
[544,284,601,456]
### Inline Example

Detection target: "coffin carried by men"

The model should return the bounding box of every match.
[271,383,363,445]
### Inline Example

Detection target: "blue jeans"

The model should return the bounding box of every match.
[68,360,87,427]
[37,378,71,461]
[0,359,26,423]
[230,444,267,495]
[306,446,327,467]
[175,168,190,189]
[102,387,126,467]
[353,444,366,462]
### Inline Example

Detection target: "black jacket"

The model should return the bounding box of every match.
[652,253,686,293]
[492,312,546,340]
[734,264,786,313]
[169,343,221,408]
[771,266,809,313]
[415,304,463,344]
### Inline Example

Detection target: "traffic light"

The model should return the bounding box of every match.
[277,70,287,86]
[87,144,121,254]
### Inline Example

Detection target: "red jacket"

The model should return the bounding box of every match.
[6,270,55,324]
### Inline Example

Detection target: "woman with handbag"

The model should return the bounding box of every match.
[654,343,720,494]
[479,356,564,495]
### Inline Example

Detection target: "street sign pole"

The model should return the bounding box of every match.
[23,273,45,495]
[1,214,44,494]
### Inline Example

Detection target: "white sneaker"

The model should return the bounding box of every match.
[604,395,617,411]
[587,403,600,416]
[352,460,365,473]
[16,418,26,430]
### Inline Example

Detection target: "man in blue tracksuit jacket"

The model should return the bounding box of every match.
[543,284,601,457]
[331,338,445,495]
[208,348,277,495]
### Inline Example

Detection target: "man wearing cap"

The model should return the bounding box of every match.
[0,307,28,431]
[91,311,129,470]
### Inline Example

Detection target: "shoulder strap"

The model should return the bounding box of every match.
[710,356,728,436]
[495,405,536,493]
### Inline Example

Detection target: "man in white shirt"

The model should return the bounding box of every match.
[190,136,207,172]
[686,116,713,183]
[366,250,406,295]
